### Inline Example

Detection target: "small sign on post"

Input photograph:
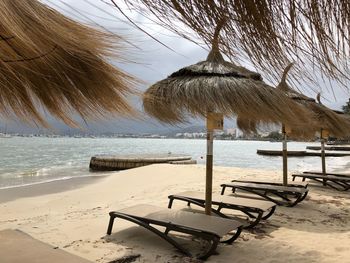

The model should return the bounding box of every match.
[207,113,224,130]
[321,129,330,139]
[284,125,292,135]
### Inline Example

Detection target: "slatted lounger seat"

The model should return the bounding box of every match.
[220,182,309,207]
[0,229,92,263]
[303,171,350,178]
[292,173,350,191]
[231,179,308,188]
[107,204,243,259]
[168,191,276,228]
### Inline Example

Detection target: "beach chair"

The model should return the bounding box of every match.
[168,191,276,228]
[0,229,91,263]
[230,179,308,188]
[292,173,350,191]
[107,204,243,259]
[303,171,350,178]
[220,182,309,207]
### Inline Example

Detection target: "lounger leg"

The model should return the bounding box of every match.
[199,237,220,260]
[107,214,116,235]
[220,226,242,244]
[168,198,174,209]
[289,194,303,207]
[244,211,263,229]
[221,185,227,195]
[261,206,276,220]
[297,191,309,203]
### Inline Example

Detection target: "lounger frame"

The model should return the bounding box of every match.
[107,211,242,260]
[220,183,308,207]
[231,179,308,188]
[303,171,350,178]
[168,194,276,228]
[292,174,350,191]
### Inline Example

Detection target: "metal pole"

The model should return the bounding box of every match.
[205,129,214,215]
[282,125,288,186]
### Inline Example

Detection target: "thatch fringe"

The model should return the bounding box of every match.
[118,1,350,88]
[236,117,257,134]
[0,0,138,127]
[235,62,350,139]
[279,63,350,138]
[143,47,313,132]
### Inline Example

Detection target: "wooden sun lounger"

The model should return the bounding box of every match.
[231,179,308,188]
[292,173,350,191]
[168,191,276,228]
[303,171,350,178]
[220,182,309,207]
[0,229,91,263]
[107,204,243,259]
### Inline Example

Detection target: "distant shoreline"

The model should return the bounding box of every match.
[1,135,299,142]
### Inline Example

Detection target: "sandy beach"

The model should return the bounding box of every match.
[0,164,349,263]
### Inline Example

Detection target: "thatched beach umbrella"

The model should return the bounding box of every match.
[0,0,137,128]
[236,63,350,185]
[277,64,350,183]
[313,105,350,178]
[143,22,311,215]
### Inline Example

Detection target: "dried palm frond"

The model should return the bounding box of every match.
[0,0,138,127]
[143,44,312,132]
[119,0,350,89]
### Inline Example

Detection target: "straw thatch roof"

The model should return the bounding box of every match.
[0,0,137,127]
[118,1,350,87]
[235,63,350,138]
[143,43,312,131]
[276,64,350,138]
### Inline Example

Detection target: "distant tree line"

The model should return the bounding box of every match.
[342,99,350,114]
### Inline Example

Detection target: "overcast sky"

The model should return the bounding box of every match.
[3,0,350,134]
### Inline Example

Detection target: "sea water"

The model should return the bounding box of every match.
[0,137,349,189]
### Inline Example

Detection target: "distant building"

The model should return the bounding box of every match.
[226,128,237,137]
[183,133,193,138]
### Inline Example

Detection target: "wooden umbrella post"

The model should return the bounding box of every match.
[320,129,327,186]
[205,113,223,215]
[282,125,288,186]
[205,128,214,215]
[321,139,326,176]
